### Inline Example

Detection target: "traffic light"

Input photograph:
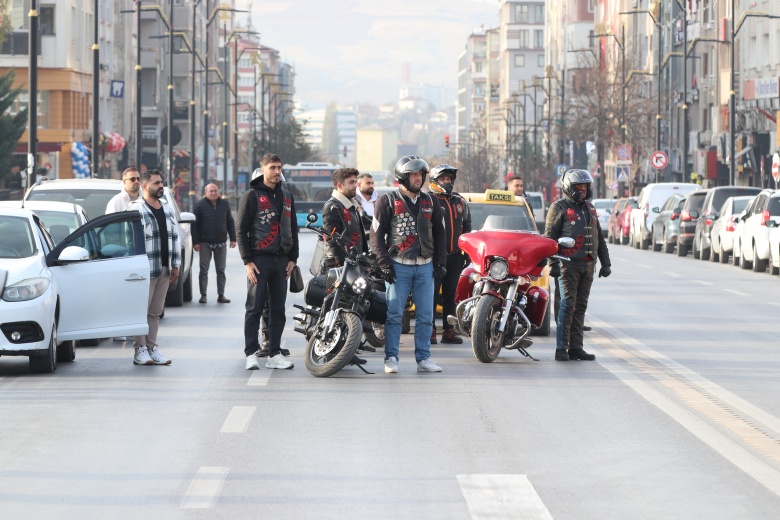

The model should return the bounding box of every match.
[444,134,450,148]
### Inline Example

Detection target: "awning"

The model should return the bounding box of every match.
[13,142,64,154]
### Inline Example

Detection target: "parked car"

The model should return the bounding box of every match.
[649,193,685,253]
[0,201,89,245]
[524,191,546,233]
[692,186,762,261]
[675,190,709,256]
[591,198,613,237]
[630,182,701,250]
[0,207,148,373]
[25,178,195,306]
[765,218,780,275]
[733,189,780,271]
[609,197,638,245]
[708,196,754,264]
[607,198,628,244]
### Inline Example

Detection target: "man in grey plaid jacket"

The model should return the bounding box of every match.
[130,169,181,366]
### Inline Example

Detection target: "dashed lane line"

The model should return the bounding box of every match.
[220,406,256,433]
[247,370,272,387]
[637,263,653,269]
[457,474,553,520]
[180,467,229,509]
[662,271,682,278]
[723,288,750,297]
[694,280,714,286]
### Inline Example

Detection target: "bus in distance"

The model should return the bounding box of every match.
[282,162,338,227]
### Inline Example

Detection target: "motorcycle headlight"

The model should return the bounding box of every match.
[488,259,509,281]
[2,277,50,302]
[351,276,368,295]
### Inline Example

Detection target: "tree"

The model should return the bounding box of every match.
[0,69,28,187]
[254,117,315,166]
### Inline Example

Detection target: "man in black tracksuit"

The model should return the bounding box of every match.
[428,164,471,345]
[545,169,611,361]
[192,183,236,304]
[320,167,367,274]
[237,153,299,370]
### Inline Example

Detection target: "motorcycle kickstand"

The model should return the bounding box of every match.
[350,359,375,375]
[517,347,539,362]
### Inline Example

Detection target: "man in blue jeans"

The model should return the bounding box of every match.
[369,156,447,373]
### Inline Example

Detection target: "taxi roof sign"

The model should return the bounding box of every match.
[485,189,514,203]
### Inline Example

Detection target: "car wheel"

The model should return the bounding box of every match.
[664,229,674,254]
[56,340,76,362]
[652,227,662,252]
[710,238,719,262]
[740,249,753,270]
[770,246,780,275]
[677,241,688,256]
[753,244,767,272]
[701,237,710,261]
[720,245,730,264]
[165,275,185,307]
[30,323,57,374]
[641,234,650,250]
[692,238,700,260]
[621,230,629,245]
[183,269,193,302]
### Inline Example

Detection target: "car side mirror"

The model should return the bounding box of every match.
[58,246,90,262]
[605,208,612,215]
[766,220,778,228]
[733,215,740,224]
[651,207,660,214]
[557,237,575,249]
[179,211,196,224]
[689,209,699,219]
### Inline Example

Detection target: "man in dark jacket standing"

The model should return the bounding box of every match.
[370,156,446,374]
[320,167,367,274]
[237,153,299,370]
[545,169,610,361]
[193,183,236,304]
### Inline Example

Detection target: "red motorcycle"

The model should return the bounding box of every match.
[447,230,573,363]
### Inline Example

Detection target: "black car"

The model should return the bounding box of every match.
[677,190,709,257]
[692,186,762,260]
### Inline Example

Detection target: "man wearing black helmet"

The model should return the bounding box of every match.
[428,164,471,345]
[545,169,611,361]
[370,156,447,373]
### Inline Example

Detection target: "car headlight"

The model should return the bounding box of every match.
[2,277,51,302]
[351,276,368,295]
[488,259,509,280]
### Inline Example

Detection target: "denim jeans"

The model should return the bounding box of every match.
[385,260,434,363]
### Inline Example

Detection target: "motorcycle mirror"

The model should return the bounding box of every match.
[307,212,318,223]
[557,237,575,249]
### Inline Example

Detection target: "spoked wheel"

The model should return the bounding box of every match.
[471,295,505,363]
[304,312,362,377]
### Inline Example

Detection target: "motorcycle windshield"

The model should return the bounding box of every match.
[459,230,558,276]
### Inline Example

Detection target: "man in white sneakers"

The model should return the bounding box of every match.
[130,170,180,366]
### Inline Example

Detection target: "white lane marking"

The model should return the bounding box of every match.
[662,271,682,278]
[595,352,780,497]
[723,288,749,297]
[637,263,653,269]
[457,474,553,520]
[614,257,628,262]
[694,280,714,286]
[180,466,229,509]
[220,406,255,433]
[247,370,272,387]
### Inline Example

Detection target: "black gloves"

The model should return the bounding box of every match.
[549,261,561,278]
[434,264,447,281]
[599,265,611,278]
[382,266,396,285]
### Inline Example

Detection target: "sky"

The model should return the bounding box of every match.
[236,0,498,108]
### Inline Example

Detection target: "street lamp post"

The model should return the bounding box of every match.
[136,2,142,169]
[92,0,99,177]
[28,0,38,187]
[167,0,175,187]
[189,0,202,209]
[229,35,260,194]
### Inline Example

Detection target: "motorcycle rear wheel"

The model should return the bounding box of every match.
[304,312,362,377]
[471,295,504,363]
[364,322,385,349]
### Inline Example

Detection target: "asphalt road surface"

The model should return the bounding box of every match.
[1,231,780,519]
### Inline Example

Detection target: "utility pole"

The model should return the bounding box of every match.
[28,0,38,188]
[92,0,99,177]
[167,0,175,187]
[189,0,201,208]
[136,1,142,169]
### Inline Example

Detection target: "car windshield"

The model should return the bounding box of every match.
[768,197,780,216]
[688,193,707,211]
[0,216,37,258]
[592,200,613,211]
[469,203,536,231]
[27,189,116,220]
[732,198,750,214]
[34,211,81,245]
[525,194,543,211]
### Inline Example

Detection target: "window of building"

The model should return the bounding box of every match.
[588,0,595,13]
[516,5,528,23]
[519,30,529,48]
[515,54,525,67]
[534,30,544,48]
[11,91,49,128]
[475,62,483,73]
[40,6,55,35]
[538,54,545,67]
[532,5,544,24]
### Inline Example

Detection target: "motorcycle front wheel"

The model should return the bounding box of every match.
[304,312,363,377]
[471,294,505,363]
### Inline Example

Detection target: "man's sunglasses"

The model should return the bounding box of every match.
[124,176,140,182]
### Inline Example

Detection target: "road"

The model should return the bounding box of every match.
[1,231,780,519]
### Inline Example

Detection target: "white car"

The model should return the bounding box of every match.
[524,191,546,232]
[591,198,614,237]
[0,208,149,373]
[630,182,701,250]
[25,178,196,306]
[733,189,780,272]
[0,201,89,244]
[709,196,753,265]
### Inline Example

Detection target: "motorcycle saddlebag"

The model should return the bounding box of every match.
[525,286,549,328]
[365,289,387,324]
[304,275,327,308]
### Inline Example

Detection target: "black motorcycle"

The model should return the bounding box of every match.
[293,214,387,377]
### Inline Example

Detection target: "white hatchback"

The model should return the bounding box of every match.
[0,208,149,373]
[733,189,780,272]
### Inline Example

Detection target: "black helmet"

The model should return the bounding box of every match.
[561,169,593,203]
[429,164,457,196]
[394,155,429,192]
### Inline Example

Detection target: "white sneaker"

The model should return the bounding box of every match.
[384,356,399,374]
[148,345,171,365]
[265,354,294,370]
[133,346,153,366]
[417,358,442,372]
[246,352,261,370]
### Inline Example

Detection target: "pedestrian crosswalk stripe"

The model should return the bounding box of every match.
[180,466,229,509]
[457,474,552,520]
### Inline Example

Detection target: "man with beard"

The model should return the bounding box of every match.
[106,167,143,213]
[130,170,180,366]
[369,156,446,374]
[356,172,376,233]
[320,168,367,274]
